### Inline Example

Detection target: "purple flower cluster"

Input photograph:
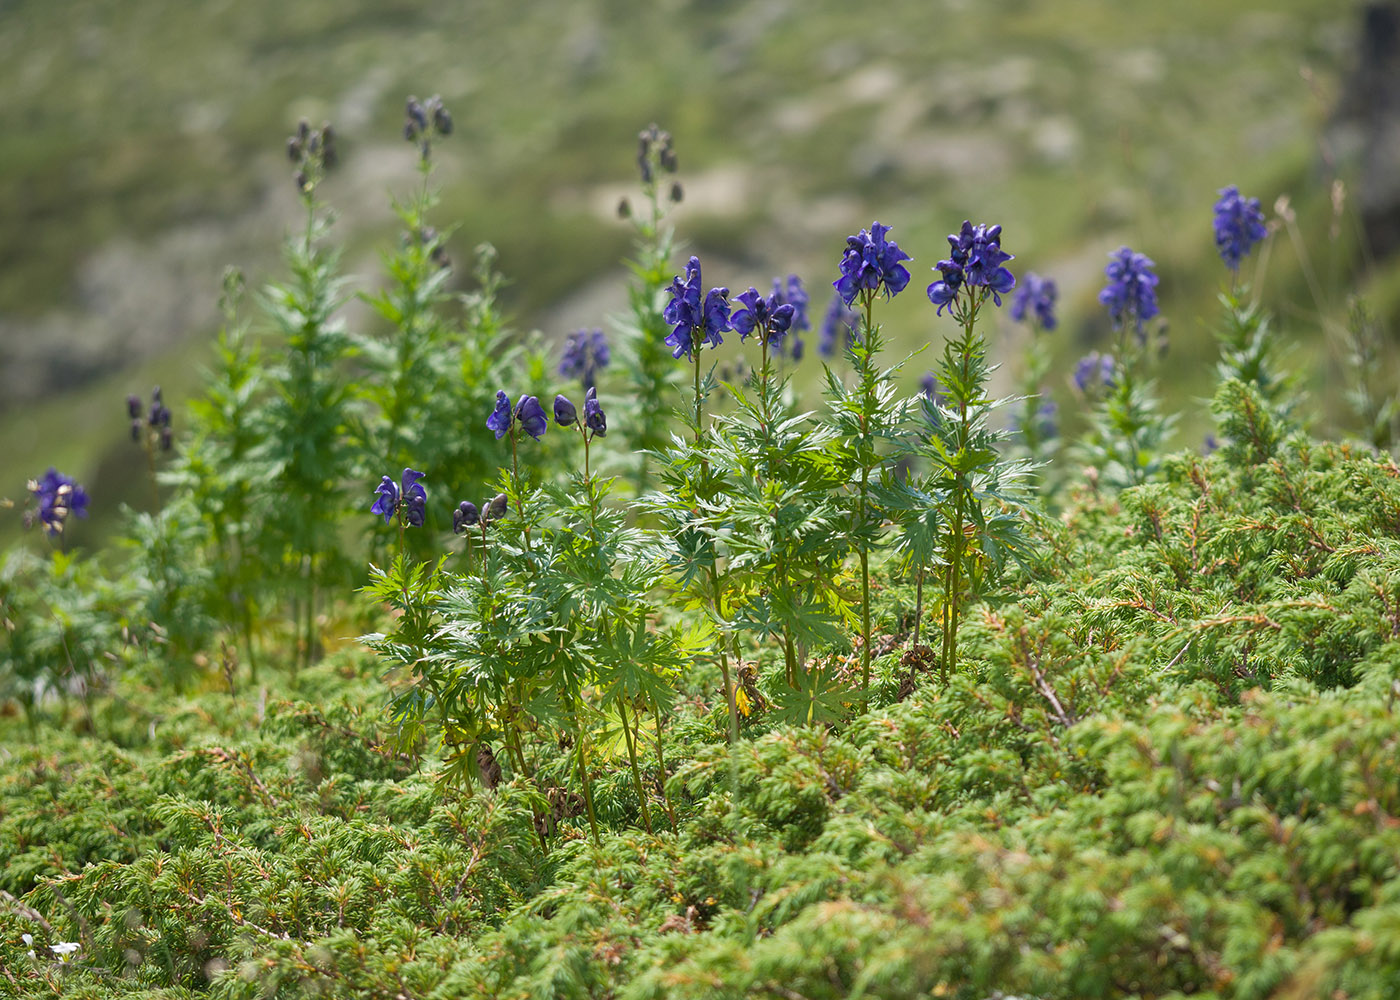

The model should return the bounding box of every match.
[834,222,911,307]
[1074,352,1117,394]
[558,328,611,390]
[927,221,1015,315]
[486,391,548,441]
[1009,272,1058,331]
[663,256,731,361]
[731,287,796,351]
[371,468,427,527]
[770,274,809,359]
[1212,185,1268,272]
[1099,247,1159,338]
[554,389,607,437]
[128,386,174,451]
[817,292,860,358]
[27,468,88,536]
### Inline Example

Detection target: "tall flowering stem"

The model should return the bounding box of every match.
[661,257,742,745]
[829,222,911,692]
[925,221,1020,684]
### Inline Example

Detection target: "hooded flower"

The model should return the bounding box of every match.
[663,257,730,360]
[1009,272,1058,330]
[558,328,610,389]
[554,394,578,426]
[515,395,549,441]
[453,500,480,534]
[487,390,513,439]
[818,292,860,357]
[1099,247,1159,338]
[834,222,911,306]
[483,492,508,525]
[730,287,796,349]
[584,386,607,437]
[1213,185,1268,272]
[927,221,1015,315]
[371,468,427,525]
[1074,352,1117,393]
[28,468,89,536]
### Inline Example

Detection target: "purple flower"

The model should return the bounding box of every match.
[27,468,88,536]
[371,468,427,526]
[515,395,548,441]
[1074,352,1117,393]
[730,287,796,350]
[487,390,513,439]
[455,501,479,530]
[584,386,607,437]
[483,492,508,525]
[834,222,911,307]
[558,328,610,390]
[663,257,732,361]
[818,292,860,357]
[554,394,577,427]
[1213,185,1268,272]
[1099,247,1159,339]
[920,372,947,406]
[1009,272,1058,331]
[926,221,1016,316]
[770,274,810,332]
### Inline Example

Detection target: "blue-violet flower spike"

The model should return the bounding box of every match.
[1099,247,1159,338]
[834,221,912,307]
[1213,185,1268,272]
[487,390,513,439]
[1009,272,1058,330]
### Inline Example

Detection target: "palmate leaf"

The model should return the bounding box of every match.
[771,657,850,728]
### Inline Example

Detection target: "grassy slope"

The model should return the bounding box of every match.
[2,412,1400,997]
[0,0,1366,545]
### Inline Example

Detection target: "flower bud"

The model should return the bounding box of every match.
[484,492,508,525]
[553,394,577,426]
[453,500,480,533]
[127,394,141,419]
[131,420,142,442]
[160,427,173,451]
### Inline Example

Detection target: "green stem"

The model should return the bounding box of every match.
[651,694,677,829]
[857,291,876,692]
[618,697,654,835]
[574,698,601,845]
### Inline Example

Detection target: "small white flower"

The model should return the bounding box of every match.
[50,941,81,961]
[22,932,35,959]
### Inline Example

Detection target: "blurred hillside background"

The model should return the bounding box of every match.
[0,0,1392,546]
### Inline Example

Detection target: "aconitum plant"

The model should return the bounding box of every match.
[558,328,610,391]
[663,255,731,451]
[818,292,860,358]
[1213,185,1268,273]
[827,222,912,691]
[1080,247,1173,487]
[1009,272,1058,331]
[370,468,427,528]
[27,468,89,537]
[920,220,1034,684]
[1099,246,1159,342]
[1075,352,1117,394]
[731,287,796,372]
[834,222,911,307]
